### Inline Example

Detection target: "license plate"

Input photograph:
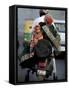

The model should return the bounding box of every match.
[37,70,46,75]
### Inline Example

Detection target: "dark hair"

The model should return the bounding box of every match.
[39,9,46,17]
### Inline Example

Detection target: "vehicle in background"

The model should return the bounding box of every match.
[54,20,65,52]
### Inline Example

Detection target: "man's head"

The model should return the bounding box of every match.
[39,9,48,17]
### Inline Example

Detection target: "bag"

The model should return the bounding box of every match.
[42,25,61,50]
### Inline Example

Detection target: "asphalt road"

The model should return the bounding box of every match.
[18,58,65,82]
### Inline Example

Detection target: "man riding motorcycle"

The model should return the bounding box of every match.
[30,9,60,80]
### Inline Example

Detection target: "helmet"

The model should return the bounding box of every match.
[34,39,52,58]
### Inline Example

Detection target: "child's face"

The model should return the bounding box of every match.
[34,25,43,39]
[35,26,40,32]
